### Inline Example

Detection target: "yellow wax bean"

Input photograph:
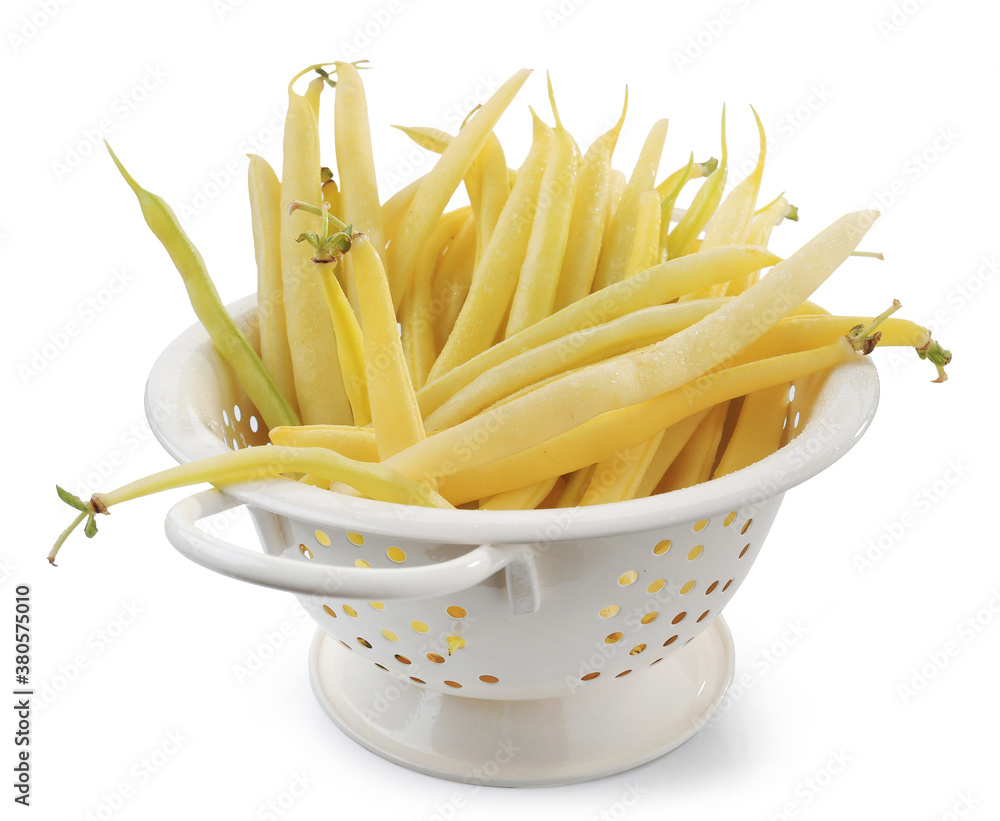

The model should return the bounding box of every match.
[386,211,877,485]
[552,90,627,311]
[281,71,352,425]
[269,425,379,462]
[479,476,560,510]
[702,109,766,250]
[730,315,931,367]
[418,245,779,418]
[607,169,627,218]
[97,445,451,510]
[633,411,709,499]
[668,108,728,259]
[351,236,425,459]
[382,177,423,244]
[682,109,766,301]
[395,125,509,270]
[625,190,661,277]
[580,433,665,506]
[322,176,340,216]
[555,466,597,507]
[335,61,389,320]
[432,214,478,352]
[593,119,669,290]
[248,154,299,420]
[427,115,554,380]
[713,383,790,478]
[334,63,385,263]
[401,207,471,389]
[435,340,857,505]
[725,195,792,296]
[470,133,509,268]
[392,124,452,153]
[317,262,371,426]
[655,155,715,199]
[657,154,696,264]
[506,117,580,336]
[394,125,518,191]
[387,69,530,308]
[425,299,727,431]
[655,401,730,493]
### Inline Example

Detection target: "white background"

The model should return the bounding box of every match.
[3,0,998,818]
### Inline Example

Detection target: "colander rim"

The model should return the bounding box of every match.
[145,294,879,543]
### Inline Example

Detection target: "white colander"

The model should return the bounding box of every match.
[149,295,878,786]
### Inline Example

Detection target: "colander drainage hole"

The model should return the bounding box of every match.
[394,654,411,665]
[322,605,337,618]
[443,680,462,689]
[581,672,600,681]
[663,635,678,647]
[739,544,750,558]
[357,637,372,648]
[427,653,445,664]
[706,581,719,594]
[479,675,500,684]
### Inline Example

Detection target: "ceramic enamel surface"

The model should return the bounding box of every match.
[152,296,877,778]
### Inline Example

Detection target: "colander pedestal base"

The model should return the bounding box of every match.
[308,618,735,787]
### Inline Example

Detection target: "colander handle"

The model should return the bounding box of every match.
[164,489,540,613]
